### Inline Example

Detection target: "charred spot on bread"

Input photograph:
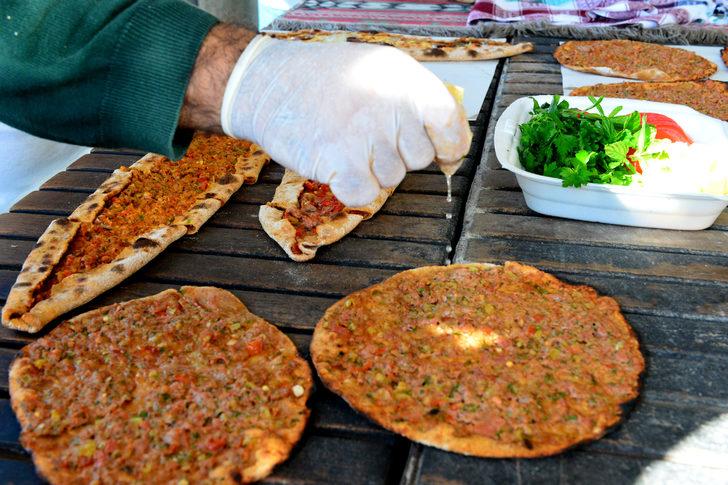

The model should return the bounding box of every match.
[111,264,125,274]
[217,174,237,185]
[34,241,44,248]
[192,203,208,210]
[133,238,159,249]
[424,47,447,58]
[56,218,71,226]
[467,49,478,57]
[252,150,264,156]
[346,36,364,43]
[13,282,32,288]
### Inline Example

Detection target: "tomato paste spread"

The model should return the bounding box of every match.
[312,262,644,456]
[33,133,250,302]
[13,288,310,482]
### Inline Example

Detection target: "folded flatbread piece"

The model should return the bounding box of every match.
[259,170,393,262]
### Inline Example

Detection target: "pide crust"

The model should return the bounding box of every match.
[2,134,270,333]
[10,287,312,483]
[259,170,393,262]
[311,262,644,458]
[265,30,533,62]
[570,80,728,122]
[554,40,716,82]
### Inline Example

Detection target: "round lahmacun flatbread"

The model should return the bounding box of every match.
[554,40,716,82]
[10,287,312,484]
[311,262,644,458]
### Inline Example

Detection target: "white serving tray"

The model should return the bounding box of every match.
[494,95,728,230]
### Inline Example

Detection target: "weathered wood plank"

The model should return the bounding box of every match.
[211,207,455,245]
[0,208,455,246]
[506,72,562,85]
[413,449,728,485]
[67,153,142,171]
[480,169,519,190]
[0,230,443,275]
[508,53,557,64]
[10,191,89,215]
[0,348,15,390]
[0,434,400,485]
[90,147,146,155]
[13,188,461,220]
[467,213,728,256]
[0,400,23,455]
[501,82,563,96]
[175,227,446,269]
[43,169,470,198]
[460,236,728,285]
[0,459,38,484]
[507,62,561,74]
[0,213,57,240]
[141,253,396,298]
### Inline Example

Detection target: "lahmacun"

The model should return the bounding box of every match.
[311,262,644,457]
[571,80,728,121]
[555,40,716,81]
[10,287,312,484]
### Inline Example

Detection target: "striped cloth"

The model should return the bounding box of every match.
[468,0,721,27]
[280,0,471,27]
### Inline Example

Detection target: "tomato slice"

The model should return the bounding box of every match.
[641,113,693,144]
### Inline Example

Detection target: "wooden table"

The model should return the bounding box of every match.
[1,37,727,484]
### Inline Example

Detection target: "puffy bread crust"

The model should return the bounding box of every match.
[10,286,312,484]
[265,30,533,61]
[311,262,644,458]
[259,169,393,262]
[3,225,187,333]
[3,169,134,331]
[570,80,728,121]
[2,137,270,332]
[259,205,364,262]
[555,40,716,82]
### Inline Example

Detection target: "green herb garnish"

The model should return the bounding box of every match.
[517,96,658,188]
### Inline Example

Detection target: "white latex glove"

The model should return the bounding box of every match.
[221,36,471,207]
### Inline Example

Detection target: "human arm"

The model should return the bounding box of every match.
[0,0,222,159]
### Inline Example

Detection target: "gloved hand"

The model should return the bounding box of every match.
[221,36,471,207]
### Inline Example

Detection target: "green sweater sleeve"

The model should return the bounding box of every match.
[0,0,218,159]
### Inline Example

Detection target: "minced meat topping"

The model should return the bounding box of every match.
[284,180,346,254]
[14,288,310,482]
[313,262,644,454]
[33,133,253,302]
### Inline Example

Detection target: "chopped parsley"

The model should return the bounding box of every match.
[517,96,663,188]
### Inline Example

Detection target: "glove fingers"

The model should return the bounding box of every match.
[371,141,407,190]
[416,83,472,165]
[397,122,436,171]
[328,164,382,208]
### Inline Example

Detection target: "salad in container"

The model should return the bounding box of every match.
[494,95,728,230]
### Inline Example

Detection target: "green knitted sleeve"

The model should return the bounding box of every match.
[0,0,218,159]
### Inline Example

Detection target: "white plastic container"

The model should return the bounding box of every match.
[494,95,728,230]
